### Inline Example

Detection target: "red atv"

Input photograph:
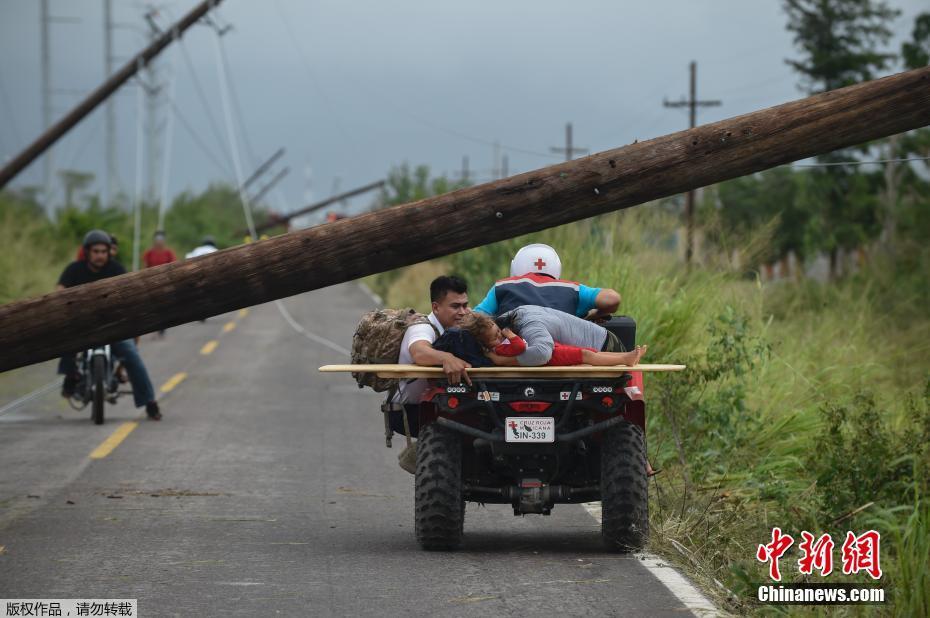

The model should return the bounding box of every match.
[413,317,649,551]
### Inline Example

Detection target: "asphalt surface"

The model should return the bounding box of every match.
[0,283,704,617]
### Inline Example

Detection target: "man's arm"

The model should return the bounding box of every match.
[513,320,554,366]
[594,288,621,314]
[409,340,472,385]
[472,286,498,315]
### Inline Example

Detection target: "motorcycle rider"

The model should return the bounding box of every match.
[472,243,621,321]
[57,230,162,420]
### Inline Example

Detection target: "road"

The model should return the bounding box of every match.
[0,283,714,617]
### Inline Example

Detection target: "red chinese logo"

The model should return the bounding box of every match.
[841,530,882,579]
[756,527,794,581]
[798,531,835,576]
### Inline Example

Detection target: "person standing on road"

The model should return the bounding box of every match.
[142,230,176,336]
[57,230,162,420]
[142,230,177,268]
[185,235,219,259]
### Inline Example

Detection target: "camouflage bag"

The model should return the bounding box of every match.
[351,308,438,392]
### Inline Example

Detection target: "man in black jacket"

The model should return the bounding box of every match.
[57,230,162,420]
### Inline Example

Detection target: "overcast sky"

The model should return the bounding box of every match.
[0,0,925,221]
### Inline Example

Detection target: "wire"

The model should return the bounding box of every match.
[169,99,233,176]
[177,36,235,171]
[272,0,359,159]
[132,64,145,272]
[212,30,255,237]
[791,156,930,168]
[158,43,179,231]
[215,34,258,166]
[0,66,23,151]
[272,0,558,162]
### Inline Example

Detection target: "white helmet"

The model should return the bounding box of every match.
[510,243,562,279]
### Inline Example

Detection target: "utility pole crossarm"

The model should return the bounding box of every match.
[0,0,224,189]
[2,67,929,372]
[248,179,386,234]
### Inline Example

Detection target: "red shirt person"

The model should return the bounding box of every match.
[142,230,177,268]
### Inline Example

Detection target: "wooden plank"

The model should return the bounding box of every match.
[319,363,686,379]
[2,66,929,372]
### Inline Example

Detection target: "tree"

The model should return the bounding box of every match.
[382,163,467,207]
[783,0,900,278]
[57,170,95,210]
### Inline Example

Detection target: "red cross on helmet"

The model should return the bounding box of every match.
[510,243,562,279]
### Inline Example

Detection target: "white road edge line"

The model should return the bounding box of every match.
[581,502,721,617]
[357,280,719,614]
[275,300,351,356]
[0,379,61,417]
[356,281,383,307]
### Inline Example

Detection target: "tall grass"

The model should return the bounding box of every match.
[367,206,930,616]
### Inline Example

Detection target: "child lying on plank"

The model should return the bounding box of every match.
[462,309,646,367]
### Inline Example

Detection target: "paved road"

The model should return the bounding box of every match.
[0,284,710,616]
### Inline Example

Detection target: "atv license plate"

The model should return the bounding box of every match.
[505,417,555,443]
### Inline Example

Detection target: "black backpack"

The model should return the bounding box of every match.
[432,327,495,368]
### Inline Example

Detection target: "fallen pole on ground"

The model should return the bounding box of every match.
[1,66,929,372]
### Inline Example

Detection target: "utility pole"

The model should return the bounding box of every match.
[664,61,722,266]
[460,156,470,184]
[104,0,117,205]
[502,154,509,178]
[40,0,53,213]
[2,66,930,370]
[4,66,929,371]
[0,0,225,190]
[550,122,588,162]
[143,8,163,204]
[492,141,501,180]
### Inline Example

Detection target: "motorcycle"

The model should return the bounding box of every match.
[66,345,128,425]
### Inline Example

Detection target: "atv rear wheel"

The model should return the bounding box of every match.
[600,420,648,551]
[415,422,464,550]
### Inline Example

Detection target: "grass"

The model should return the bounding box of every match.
[367,206,930,616]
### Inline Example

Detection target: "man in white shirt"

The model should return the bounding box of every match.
[185,236,219,259]
[390,276,472,437]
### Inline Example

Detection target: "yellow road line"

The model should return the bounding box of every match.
[238,308,249,318]
[90,422,138,459]
[200,340,219,355]
[223,321,236,333]
[160,372,187,393]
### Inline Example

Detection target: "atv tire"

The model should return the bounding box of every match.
[415,422,464,550]
[600,420,648,551]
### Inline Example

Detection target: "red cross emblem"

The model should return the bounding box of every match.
[508,420,518,431]
[534,258,546,270]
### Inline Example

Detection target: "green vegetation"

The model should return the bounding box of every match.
[0,184,268,304]
[367,206,929,615]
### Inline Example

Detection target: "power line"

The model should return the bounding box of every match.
[663,60,722,267]
[169,98,233,177]
[550,122,588,161]
[791,156,930,168]
[176,36,234,170]
[215,34,258,165]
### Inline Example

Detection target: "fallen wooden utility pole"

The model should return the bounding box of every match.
[0,0,224,189]
[248,179,387,234]
[1,67,929,372]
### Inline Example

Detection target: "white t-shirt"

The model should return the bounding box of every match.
[186,245,218,259]
[393,312,444,404]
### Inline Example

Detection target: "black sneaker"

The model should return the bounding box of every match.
[61,373,78,398]
[145,401,162,421]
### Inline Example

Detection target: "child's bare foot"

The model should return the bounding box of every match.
[631,344,647,366]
